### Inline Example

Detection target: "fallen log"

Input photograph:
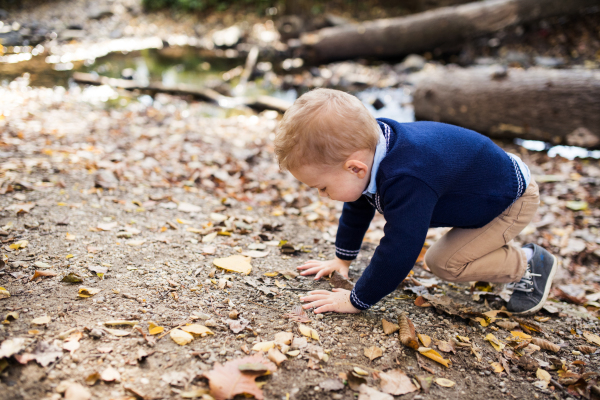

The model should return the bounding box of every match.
[300,0,598,63]
[72,72,291,113]
[412,66,600,148]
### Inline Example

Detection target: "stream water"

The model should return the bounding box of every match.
[2,45,597,159]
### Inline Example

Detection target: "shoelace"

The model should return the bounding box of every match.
[506,267,542,293]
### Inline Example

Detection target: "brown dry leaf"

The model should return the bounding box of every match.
[514,318,543,333]
[283,306,311,323]
[414,296,431,307]
[103,328,131,337]
[64,383,91,400]
[329,271,354,290]
[204,353,276,400]
[97,222,118,231]
[267,348,287,366]
[30,270,58,281]
[104,320,138,327]
[358,384,393,400]
[213,255,252,275]
[170,329,194,345]
[583,331,600,346]
[434,378,455,387]
[100,367,121,382]
[6,202,36,214]
[417,347,451,367]
[63,331,83,354]
[298,324,319,340]
[398,313,419,350]
[85,372,101,386]
[418,334,431,347]
[364,346,383,361]
[78,288,101,298]
[435,340,456,354]
[381,319,399,335]
[576,345,597,354]
[379,369,417,395]
[182,324,214,337]
[274,332,293,345]
[531,337,560,352]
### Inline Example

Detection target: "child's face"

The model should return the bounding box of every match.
[290,160,370,203]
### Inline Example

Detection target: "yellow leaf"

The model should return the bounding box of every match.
[435,378,455,387]
[148,322,164,335]
[104,328,130,337]
[354,367,369,376]
[66,233,76,241]
[456,335,470,343]
[104,320,138,326]
[298,324,319,340]
[202,232,218,243]
[186,227,203,234]
[213,255,252,275]
[491,362,504,373]
[28,330,41,335]
[170,329,194,345]
[252,341,276,352]
[418,347,451,367]
[78,287,101,298]
[31,316,51,325]
[127,240,145,246]
[264,272,279,277]
[536,368,551,383]
[66,254,74,259]
[9,240,29,249]
[418,334,431,347]
[57,202,67,206]
[181,324,214,337]
[508,331,532,340]
[475,317,490,327]
[485,333,505,352]
[0,287,10,299]
[364,346,383,361]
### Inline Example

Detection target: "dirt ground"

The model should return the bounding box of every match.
[0,77,599,400]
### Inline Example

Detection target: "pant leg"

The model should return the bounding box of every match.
[425,178,540,283]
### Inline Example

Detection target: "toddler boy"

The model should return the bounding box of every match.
[274,88,557,315]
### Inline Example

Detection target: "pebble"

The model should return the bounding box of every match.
[90,328,104,339]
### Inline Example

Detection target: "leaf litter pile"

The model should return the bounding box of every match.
[1,79,600,400]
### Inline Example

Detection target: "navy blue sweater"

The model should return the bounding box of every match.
[336,118,525,310]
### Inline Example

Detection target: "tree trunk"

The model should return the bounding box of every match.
[412,66,600,148]
[301,0,598,63]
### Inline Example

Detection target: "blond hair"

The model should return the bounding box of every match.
[275,88,379,171]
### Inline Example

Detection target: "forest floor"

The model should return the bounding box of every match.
[0,78,599,400]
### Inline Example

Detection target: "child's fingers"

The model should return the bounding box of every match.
[300,293,329,302]
[299,266,326,276]
[314,304,336,314]
[302,299,332,309]
[314,268,333,280]
[297,261,321,270]
[306,290,332,295]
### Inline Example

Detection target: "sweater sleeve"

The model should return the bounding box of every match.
[349,176,438,310]
[334,195,376,260]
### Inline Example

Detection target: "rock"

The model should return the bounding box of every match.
[59,30,86,41]
[212,26,241,47]
[95,169,118,189]
[88,7,113,20]
[90,329,104,339]
[534,56,565,68]
[109,28,123,39]
[371,98,385,110]
[504,51,530,67]
[66,24,83,30]
[0,9,8,19]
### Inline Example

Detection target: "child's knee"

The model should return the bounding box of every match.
[424,248,459,281]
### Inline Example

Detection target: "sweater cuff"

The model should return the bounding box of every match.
[335,246,360,261]
[349,287,371,310]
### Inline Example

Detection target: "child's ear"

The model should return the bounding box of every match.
[345,159,368,179]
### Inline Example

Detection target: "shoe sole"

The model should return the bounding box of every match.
[512,253,558,315]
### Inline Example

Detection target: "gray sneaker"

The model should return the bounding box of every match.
[506,244,558,315]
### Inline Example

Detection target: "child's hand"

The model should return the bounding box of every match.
[297,257,351,280]
[301,289,360,314]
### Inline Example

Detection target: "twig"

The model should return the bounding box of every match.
[550,379,566,393]
[45,355,64,375]
[248,300,280,311]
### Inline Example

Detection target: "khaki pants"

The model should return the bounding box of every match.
[424,178,539,283]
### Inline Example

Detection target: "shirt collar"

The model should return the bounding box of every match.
[362,125,387,198]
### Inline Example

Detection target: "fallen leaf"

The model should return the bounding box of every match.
[103,328,131,337]
[6,202,36,214]
[583,331,600,346]
[418,334,431,347]
[252,341,276,352]
[104,320,138,327]
[274,332,293,345]
[213,255,252,275]
[127,240,145,246]
[97,222,118,231]
[414,296,431,307]
[381,319,399,335]
[0,338,27,358]
[178,202,202,213]
[398,313,419,350]
[364,346,383,361]
[354,367,369,376]
[536,368,551,383]
[65,233,76,241]
[100,367,121,382]
[64,382,91,400]
[5,312,18,321]
[0,287,10,299]
[485,333,505,352]
[347,370,367,391]
[576,345,597,354]
[435,340,456,354]
[496,320,519,330]
[298,324,319,340]
[319,379,345,391]
[329,271,354,290]
[34,261,51,269]
[267,348,287,366]
[202,232,218,243]
[491,362,504,373]
[531,337,560,352]
[170,329,194,345]
[62,273,83,283]
[434,378,455,387]
[283,306,311,323]
[78,287,101,298]
[241,250,270,258]
[204,353,276,400]
[88,265,108,279]
[509,331,531,340]
[9,240,28,249]
[30,270,58,281]
[31,315,51,325]
[358,384,393,400]
[85,372,101,386]
[379,369,417,395]
[181,324,214,337]
[417,347,451,367]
